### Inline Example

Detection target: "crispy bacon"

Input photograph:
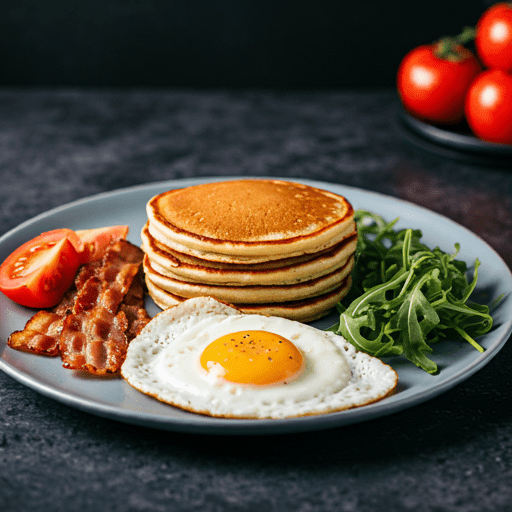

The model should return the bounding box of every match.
[59,240,149,374]
[8,240,150,375]
[7,264,98,356]
[120,268,151,340]
[8,310,65,356]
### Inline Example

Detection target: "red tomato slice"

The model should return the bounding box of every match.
[75,225,129,263]
[0,230,81,308]
[0,225,129,308]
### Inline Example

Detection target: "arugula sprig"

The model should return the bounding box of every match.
[329,210,495,374]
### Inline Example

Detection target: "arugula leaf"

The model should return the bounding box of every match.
[330,211,496,374]
[396,270,440,374]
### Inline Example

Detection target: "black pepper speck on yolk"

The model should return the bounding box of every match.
[200,331,304,385]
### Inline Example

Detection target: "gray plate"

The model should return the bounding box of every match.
[1,177,511,435]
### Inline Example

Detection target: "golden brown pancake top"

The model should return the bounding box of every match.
[149,180,353,243]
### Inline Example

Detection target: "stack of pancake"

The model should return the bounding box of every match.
[142,179,358,322]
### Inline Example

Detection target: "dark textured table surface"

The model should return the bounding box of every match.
[0,88,511,512]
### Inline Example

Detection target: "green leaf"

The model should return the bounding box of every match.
[397,272,441,374]
[328,210,497,374]
[337,310,400,356]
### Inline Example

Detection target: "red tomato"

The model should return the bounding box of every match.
[0,230,81,308]
[0,225,129,308]
[465,68,512,144]
[475,2,512,72]
[75,225,129,263]
[397,44,482,124]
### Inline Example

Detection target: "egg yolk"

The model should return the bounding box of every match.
[200,330,304,386]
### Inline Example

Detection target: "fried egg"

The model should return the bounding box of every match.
[121,297,398,419]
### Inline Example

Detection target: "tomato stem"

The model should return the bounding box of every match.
[435,26,476,61]
[456,26,477,45]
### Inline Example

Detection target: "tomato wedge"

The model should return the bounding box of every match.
[0,225,129,308]
[75,225,129,263]
[0,229,81,308]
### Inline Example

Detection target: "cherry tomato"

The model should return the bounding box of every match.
[397,44,482,124]
[0,230,81,308]
[465,68,512,145]
[75,225,129,263]
[475,2,512,72]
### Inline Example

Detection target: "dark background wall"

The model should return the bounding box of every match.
[0,0,496,89]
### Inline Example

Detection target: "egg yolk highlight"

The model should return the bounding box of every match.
[200,330,304,385]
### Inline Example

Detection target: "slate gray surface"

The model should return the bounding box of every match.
[0,88,511,512]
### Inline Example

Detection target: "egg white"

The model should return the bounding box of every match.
[121,297,398,419]
[153,314,351,404]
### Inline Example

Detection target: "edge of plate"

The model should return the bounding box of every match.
[1,176,511,435]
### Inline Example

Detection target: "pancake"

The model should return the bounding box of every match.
[143,179,358,321]
[142,223,358,286]
[142,223,333,270]
[146,179,355,263]
[143,254,354,304]
[145,275,352,323]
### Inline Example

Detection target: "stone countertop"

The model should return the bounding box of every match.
[0,88,511,512]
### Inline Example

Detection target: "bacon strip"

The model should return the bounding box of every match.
[120,267,151,340]
[8,240,150,375]
[8,310,65,356]
[7,263,100,356]
[59,240,149,374]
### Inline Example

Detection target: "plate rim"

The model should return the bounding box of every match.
[1,176,511,435]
